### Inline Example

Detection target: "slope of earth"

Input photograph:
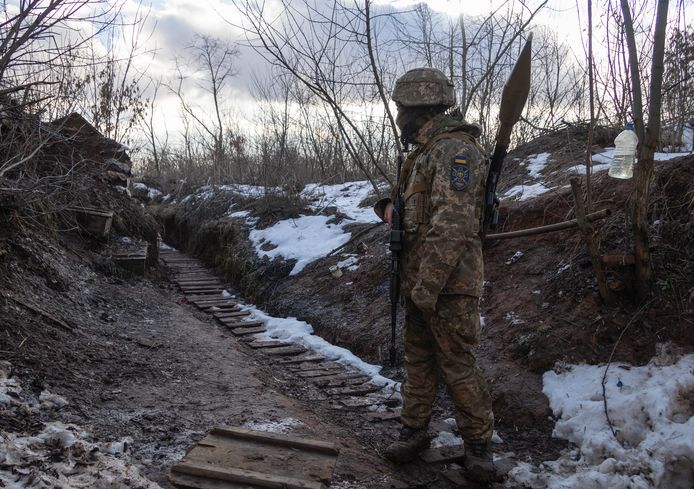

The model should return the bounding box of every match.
[1,226,435,488]
[146,125,694,483]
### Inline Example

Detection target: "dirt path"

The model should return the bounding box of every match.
[2,246,488,489]
[43,272,408,488]
[1,233,529,488]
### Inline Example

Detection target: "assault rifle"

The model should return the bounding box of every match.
[484,33,533,229]
[388,145,406,367]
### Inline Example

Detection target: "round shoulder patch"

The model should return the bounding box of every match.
[450,154,470,191]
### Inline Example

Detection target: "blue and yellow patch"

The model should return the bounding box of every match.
[450,154,470,191]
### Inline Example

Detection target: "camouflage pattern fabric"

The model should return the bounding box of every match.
[400,296,494,443]
[387,112,493,443]
[397,113,486,303]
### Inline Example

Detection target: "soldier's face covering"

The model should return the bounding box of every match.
[396,106,446,144]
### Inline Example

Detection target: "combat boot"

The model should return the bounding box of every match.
[463,442,503,482]
[383,425,430,464]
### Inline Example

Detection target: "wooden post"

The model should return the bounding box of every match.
[570,178,614,305]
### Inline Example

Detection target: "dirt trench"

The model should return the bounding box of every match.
[1,229,517,488]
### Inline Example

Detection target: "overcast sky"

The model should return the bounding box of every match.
[109,0,680,147]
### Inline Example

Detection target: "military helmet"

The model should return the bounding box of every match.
[391,68,455,108]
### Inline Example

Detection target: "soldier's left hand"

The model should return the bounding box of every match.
[411,283,437,314]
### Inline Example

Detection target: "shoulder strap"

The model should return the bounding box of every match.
[391,130,481,202]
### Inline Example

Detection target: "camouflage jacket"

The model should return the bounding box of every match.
[393,114,486,300]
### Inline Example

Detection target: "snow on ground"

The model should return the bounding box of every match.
[0,363,162,488]
[218,183,275,197]
[522,152,551,178]
[507,351,694,489]
[507,146,691,201]
[240,304,399,395]
[132,182,162,200]
[302,181,382,223]
[250,181,381,275]
[243,417,304,434]
[502,182,553,201]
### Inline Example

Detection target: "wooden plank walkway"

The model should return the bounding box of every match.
[161,248,403,486]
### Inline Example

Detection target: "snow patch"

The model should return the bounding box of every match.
[249,181,381,275]
[503,182,552,201]
[0,366,162,488]
[337,255,360,272]
[241,304,398,393]
[507,353,694,489]
[522,152,551,178]
[243,417,303,434]
[250,216,351,275]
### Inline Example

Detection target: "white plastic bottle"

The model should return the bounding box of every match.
[609,122,638,179]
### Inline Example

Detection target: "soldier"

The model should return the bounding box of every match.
[374,68,497,482]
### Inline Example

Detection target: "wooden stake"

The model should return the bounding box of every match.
[570,178,614,305]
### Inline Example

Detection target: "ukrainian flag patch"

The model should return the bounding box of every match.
[450,154,470,191]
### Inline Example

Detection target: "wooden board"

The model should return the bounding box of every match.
[199,304,239,312]
[169,426,339,489]
[182,288,225,294]
[174,274,217,280]
[420,445,466,464]
[289,361,344,373]
[222,320,264,329]
[325,384,382,396]
[230,326,266,336]
[337,397,381,408]
[276,354,326,365]
[185,294,225,300]
[297,368,349,379]
[361,410,401,423]
[213,311,249,319]
[311,375,370,388]
[194,300,237,308]
[262,345,308,357]
[247,340,292,349]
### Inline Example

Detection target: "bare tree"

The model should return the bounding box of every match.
[168,34,239,183]
[234,0,391,192]
[620,0,669,299]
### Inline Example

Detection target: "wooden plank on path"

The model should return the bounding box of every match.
[220,319,264,328]
[420,445,466,464]
[361,409,401,423]
[174,273,216,279]
[247,340,291,349]
[171,461,323,489]
[214,310,249,319]
[169,426,339,489]
[177,280,223,287]
[277,353,326,365]
[185,294,224,301]
[211,426,340,455]
[193,297,235,304]
[338,397,380,408]
[182,287,224,293]
[312,374,370,387]
[199,303,238,311]
[194,299,237,308]
[263,345,308,356]
[169,472,262,489]
[230,326,266,336]
[289,361,343,373]
[297,368,350,379]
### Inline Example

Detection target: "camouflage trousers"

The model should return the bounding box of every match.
[400,295,494,444]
